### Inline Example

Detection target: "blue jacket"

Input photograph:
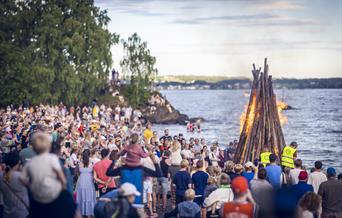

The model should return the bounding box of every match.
[292,181,314,203]
[165,201,201,218]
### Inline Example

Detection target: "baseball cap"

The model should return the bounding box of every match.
[298,171,308,180]
[121,183,141,197]
[231,176,249,194]
[327,167,336,176]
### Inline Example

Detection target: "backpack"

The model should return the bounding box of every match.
[104,197,130,218]
[94,196,130,218]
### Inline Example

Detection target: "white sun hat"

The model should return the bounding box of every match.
[121,183,141,196]
[245,161,255,168]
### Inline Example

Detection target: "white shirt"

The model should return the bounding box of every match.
[181,149,192,159]
[204,187,234,211]
[142,155,160,181]
[21,153,62,203]
[69,153,78,168]
[170,148,182,165]
[142,155,160,171]
[302,210,315,218]
[308,171,327,193]
[289,168,302,185]
[90,156,101,167]
[209,152,219,166]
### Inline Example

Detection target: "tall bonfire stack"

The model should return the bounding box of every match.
[234,58,285,164]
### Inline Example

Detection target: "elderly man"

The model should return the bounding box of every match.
[318,167,342,218]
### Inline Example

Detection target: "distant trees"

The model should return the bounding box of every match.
[0,0,118,107]
[120,33,158,107]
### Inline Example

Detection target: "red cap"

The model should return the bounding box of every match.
[298,171,308,180]
[231,176,248,194]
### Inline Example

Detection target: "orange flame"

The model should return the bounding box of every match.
[277,101,288,125]
[240,96,257,133]
[240,100,288,133]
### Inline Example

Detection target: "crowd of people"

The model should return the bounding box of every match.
[0,103,341,218]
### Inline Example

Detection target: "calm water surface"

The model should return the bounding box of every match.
[155,89,342,172]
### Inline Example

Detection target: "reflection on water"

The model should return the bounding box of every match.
[155,89,342,172]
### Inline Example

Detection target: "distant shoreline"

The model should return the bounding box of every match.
[158,88,342,91]
[155,77,342,90]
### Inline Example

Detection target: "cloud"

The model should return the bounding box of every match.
[120,9,169,17]
[241,18,319,27]
[256,1,305,11]
[172,13,277,24]
[172,13,319,28]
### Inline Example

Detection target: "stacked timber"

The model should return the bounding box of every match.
[234,58,286,164]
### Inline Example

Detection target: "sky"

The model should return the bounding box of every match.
[95,0,342,78]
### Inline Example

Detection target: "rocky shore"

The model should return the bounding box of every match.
[142,92,204,125]
[100,88,203,125]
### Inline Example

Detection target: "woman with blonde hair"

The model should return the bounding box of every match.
[224,161,236,180]
[229,164,243,181]
[169,140,182,180]
[169,140,183,208]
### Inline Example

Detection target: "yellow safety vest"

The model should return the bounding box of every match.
[260,152,272,167]
[281,146,296,168]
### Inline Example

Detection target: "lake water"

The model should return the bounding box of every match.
[155,89,342,172]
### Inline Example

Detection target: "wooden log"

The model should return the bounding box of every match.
[235,58,286,164]
[235,67,260,163]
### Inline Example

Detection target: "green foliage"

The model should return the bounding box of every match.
[97,93,120,106]
[120,33,158,107]
[0,0,119,107]
[121,84,151,108]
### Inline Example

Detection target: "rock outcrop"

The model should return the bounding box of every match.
[142,92,189,124]
[145,106,189,125]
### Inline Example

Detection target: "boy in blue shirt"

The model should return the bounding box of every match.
[265,154,282,189]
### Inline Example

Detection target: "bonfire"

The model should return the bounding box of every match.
[235,58,286,164]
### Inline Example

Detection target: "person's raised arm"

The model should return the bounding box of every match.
[118,146,127,157]
[253,166,258,180]
[105,161,121,177]
[139,146,149,158]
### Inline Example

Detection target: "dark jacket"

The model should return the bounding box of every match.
[292,181,314,203]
